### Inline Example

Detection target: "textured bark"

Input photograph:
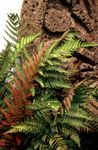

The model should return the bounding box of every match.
[20,0,98,79]
[21,0,98,41]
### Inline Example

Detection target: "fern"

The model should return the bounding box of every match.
[0,13,41,82]
[52,31,98,56]
[72,85,92,108]
[1,29,98,150]
[4,13,20,48]
[36,30,97,91]
[0,43,11,81]
[0,33,41,102]
[7,99,98,150]
[7,121,43,134]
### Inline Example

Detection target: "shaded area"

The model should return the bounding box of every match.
[80,132,98,150]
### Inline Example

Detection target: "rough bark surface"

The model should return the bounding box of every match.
[21,0,98,41]
[21,0,98,80]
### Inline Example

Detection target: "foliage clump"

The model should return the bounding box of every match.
[0,13,98,150]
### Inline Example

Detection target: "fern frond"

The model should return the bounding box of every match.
[4,13,19,47]
[0,108,14,123]
[0,43,12,100]
[48,133,68,150]
[72,85,92,108]
[62,109,98,132]
[60,126,80,147]
[0,43,12,81]
[0,32,41,102]
[1,29,98,150]
[16,33,41,51]
[53,36,98,56]
[7,121,43,134]
[36,30,97,93]
[86,99,98,116]
[63,88,75,111]
[63,84,93,111]
[4,98,15,114]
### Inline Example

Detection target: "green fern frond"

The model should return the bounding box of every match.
[4,13,20,47]
[36,30,97,93]
[16,32,41,50]
[72,85,92,108]
[0,43,11,81]
[0,43,12,100]
[7,121,43,134]
[54,38,98,56]
[60,126,80,147]
[48,133,68,150]
[12,32,41,61]
[0,43,10,67]
[62,117,90,131]
[28,99,61,112]
[62,109,98,132]
[35,76,70,89]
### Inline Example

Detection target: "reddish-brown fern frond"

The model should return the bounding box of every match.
[39,40,54,58]
[22,63,31,82]
[0,133,25,150]
[1,53,40,123]
[4,98,15,115]
[32,52,40,66]
[4,97,28,123]
[26,61,34,77]
[89,99,98,109]
[87,99,98,115]
[26,53,40,79]
[0,40,54,149]
[0,139,6,147]
[0,108,14,123]
[19,42,53,89]
[16,70,29,90]
[27,54,35,71]
[63,89,75,111]
[9,82,27,109]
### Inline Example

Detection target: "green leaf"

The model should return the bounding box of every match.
[30,87,35,96]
